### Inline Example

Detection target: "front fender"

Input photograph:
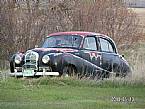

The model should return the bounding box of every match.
[9,53,24,73]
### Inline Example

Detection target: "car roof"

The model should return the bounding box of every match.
[48,31,101,37]
[47,31,118,53]
[48,31,113,41]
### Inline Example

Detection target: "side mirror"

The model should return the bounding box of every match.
[119,54,125,58]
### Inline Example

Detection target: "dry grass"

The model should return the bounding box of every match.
[122,43,145,80]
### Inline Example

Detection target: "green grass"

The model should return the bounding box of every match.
[0,77,145,109]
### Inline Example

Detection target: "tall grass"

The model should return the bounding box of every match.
[122,43,145,80]
[1,43,145,84]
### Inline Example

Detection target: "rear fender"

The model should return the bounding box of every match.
[61,53,106,76]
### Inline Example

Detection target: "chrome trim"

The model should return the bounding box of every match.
[9,72,59,77]
[23,51,39,70]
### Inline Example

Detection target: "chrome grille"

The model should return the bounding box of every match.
[23,51,39,70]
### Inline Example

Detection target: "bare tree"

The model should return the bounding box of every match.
[0,0,142,69]
[65,0,142,47]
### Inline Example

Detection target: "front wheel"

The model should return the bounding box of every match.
[10,62,14,73]
[62,66,77,77]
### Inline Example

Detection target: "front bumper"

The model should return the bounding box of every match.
[10,65,59,77]
[9,71,59,77]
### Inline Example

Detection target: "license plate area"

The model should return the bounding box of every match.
[23,69,35,77]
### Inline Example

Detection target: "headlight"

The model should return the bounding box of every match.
[42,55,50,64]
[15,55,22,64]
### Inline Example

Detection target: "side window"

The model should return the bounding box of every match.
[99,38,114,53]
[83,37,97,50]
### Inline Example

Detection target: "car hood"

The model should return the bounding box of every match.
[30,48,78,54]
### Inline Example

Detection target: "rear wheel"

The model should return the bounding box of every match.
[116,71,132,78]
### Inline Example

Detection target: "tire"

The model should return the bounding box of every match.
[115,71,132,78]
[87,70,105,80]
[62,65,77,77]
[103,71,110,78]
[10,62,14,73]
[122,71,132,78]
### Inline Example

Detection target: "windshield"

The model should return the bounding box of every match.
[42,35,83,48]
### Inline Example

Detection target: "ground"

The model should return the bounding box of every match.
[1,43,145,109]
[0,77,145,109]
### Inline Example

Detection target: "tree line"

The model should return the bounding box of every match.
[0,0,143,69]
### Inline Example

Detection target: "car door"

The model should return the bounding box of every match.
[98,36,121,72]
[79,36,102,67]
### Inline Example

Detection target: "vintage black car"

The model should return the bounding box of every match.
[9,31,131,78]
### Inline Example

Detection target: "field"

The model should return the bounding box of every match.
[131,8,145,33]
[0,77,145,109]
[132,8,145,23]
[0,43,145,109]
[1,2,145,109]
[1,38,145,109]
